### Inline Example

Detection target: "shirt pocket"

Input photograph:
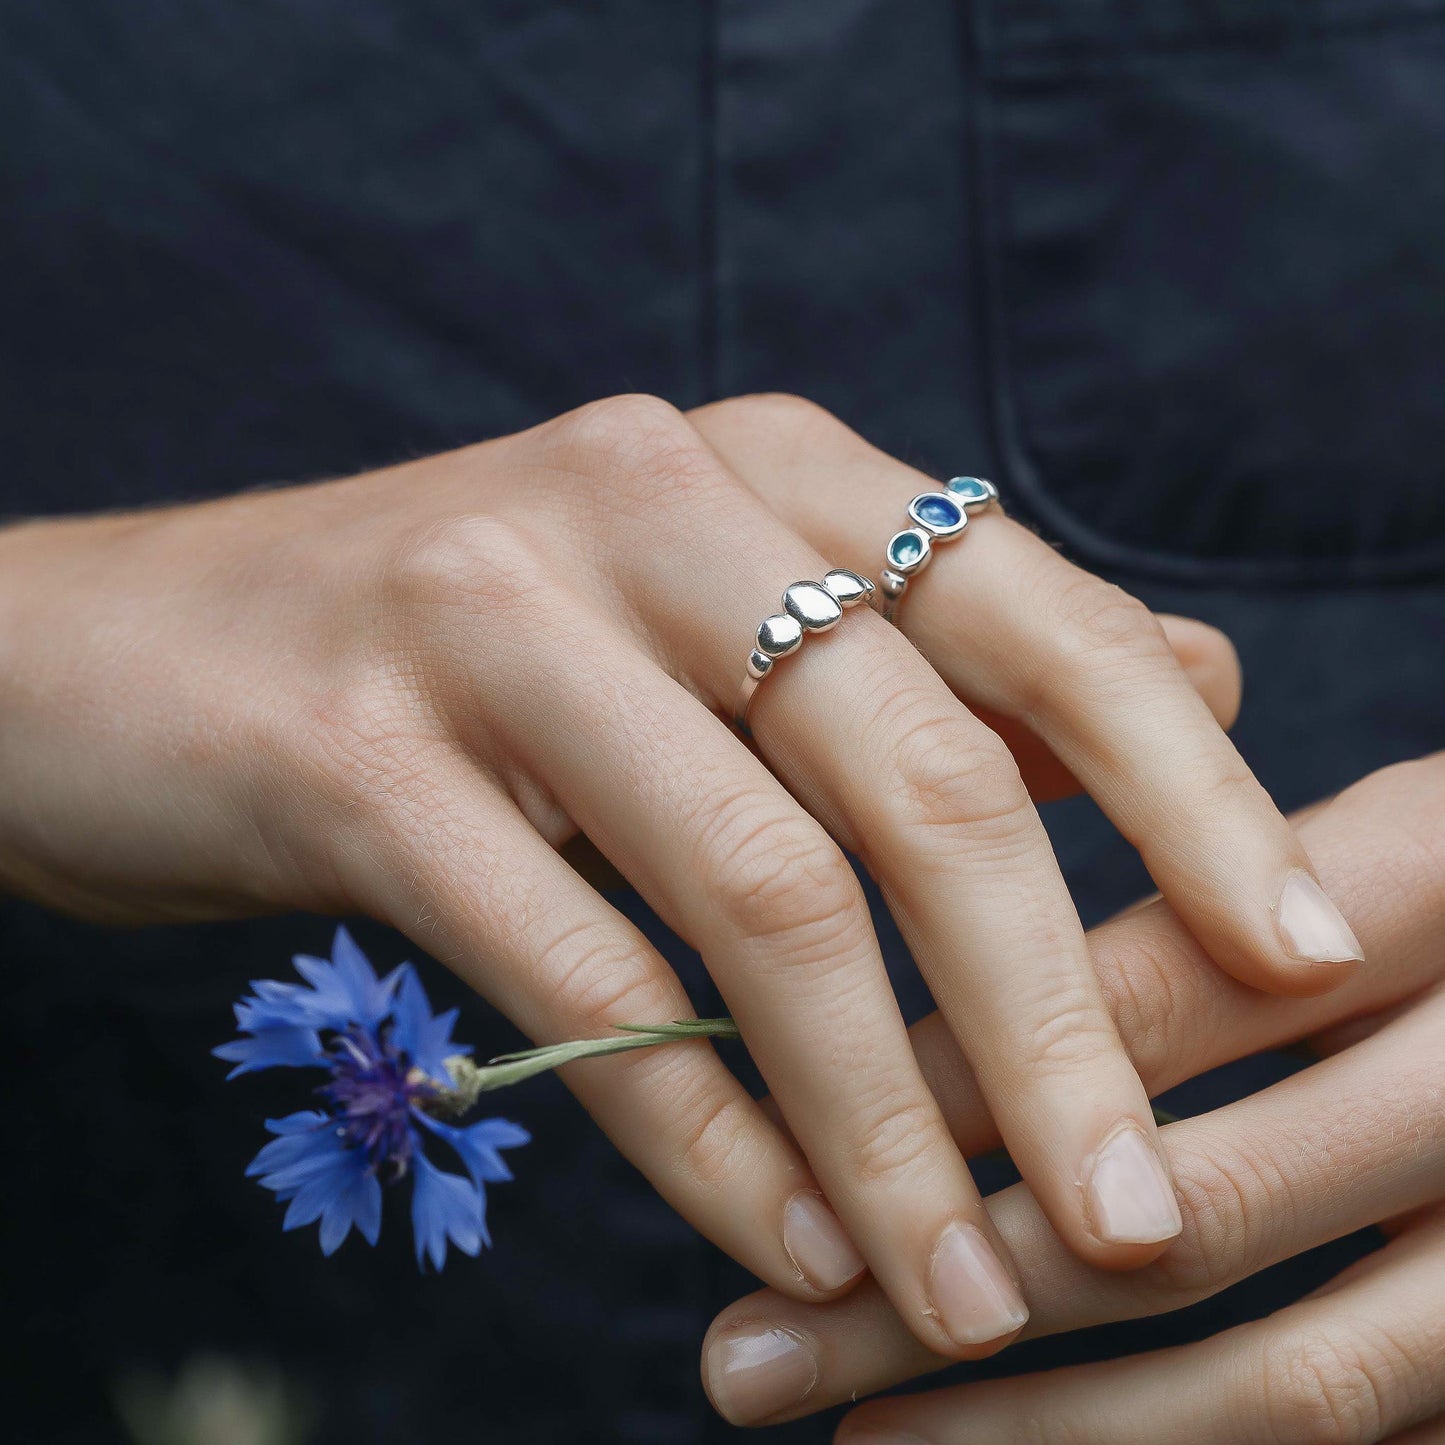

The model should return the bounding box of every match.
[973,0,1445,583]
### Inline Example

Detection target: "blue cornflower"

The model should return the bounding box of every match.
[215,927,529,1268]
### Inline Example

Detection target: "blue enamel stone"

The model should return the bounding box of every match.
[913,493,963,530]
[946,476,993,505]
[888,532,925,568]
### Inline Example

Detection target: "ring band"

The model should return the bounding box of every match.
[734,569,875,731]
[877,476,998,625]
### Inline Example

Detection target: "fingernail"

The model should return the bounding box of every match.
[928,1222,1028,1346]
[705,1325,818,1425]
[783,1191,866,1291]
[1276,870,1364,965]
[1084,1123,1183,1245]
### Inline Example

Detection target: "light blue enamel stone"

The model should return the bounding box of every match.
[888,531,925,568]
[946,476,993,505]
[913,493,963,530]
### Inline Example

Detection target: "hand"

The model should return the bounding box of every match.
[0,393,1350,1355]
[702,755,1445,1437]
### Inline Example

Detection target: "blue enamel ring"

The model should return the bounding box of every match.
[877,476,999,625]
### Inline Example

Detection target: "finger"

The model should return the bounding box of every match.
[1154,613,1244,729]
[448,411,1022,1358]
[561,607,1243,877]
[907,753,1445,1162]
[970,611,1244,804]
[693,395,1360,996]
[702,984,1445,1425]
[327,733,865,1302]
[837,1211,1445,1444]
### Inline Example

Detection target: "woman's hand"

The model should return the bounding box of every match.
[0,393,1350,1355]
[702,755,1445,1435]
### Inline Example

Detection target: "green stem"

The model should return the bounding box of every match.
[439,1019,1182,1138]
[441,1018,741,1113]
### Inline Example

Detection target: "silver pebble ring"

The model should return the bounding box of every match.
[877,476,998,625]
[733,570,875,732]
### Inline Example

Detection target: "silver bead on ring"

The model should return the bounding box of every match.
[734,570,875,731]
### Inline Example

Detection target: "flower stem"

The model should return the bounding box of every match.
[440,1019,1181,1132]
[442,1018,741,1112]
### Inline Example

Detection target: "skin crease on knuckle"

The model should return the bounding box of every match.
[530,915,687,1036]
[702,803,865,959]
[1256,1329,1393,1445]
[539,392,734,523]
[998,573,1173,723]
[881,707,1038,845]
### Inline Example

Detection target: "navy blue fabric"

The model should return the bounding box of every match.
[2,2,1443,1441]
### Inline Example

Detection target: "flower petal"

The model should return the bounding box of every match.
[248,1116,380,1256]
[264,1110,332,1136]
[281,927,399,1034]
[233,980,313,1032]
[414,1110,530,1187]
[318,1167,383,1256]
[410,1152,488,1270]
[389,967,469,1084]
[212,1025,323,1078]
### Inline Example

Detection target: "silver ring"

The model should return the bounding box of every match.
[734,570,875,731]
[877,476,998,625]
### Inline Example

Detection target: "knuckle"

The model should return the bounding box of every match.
[1153,1138,1283,1300]
[283,679,439,817]
[557,392,691,456]
[882,704,1033,845]
[699,794,864,955]
[383,512,546,617]
[1059,578,1166,659]
[851,1094,947,1187]
[1095,922,1206,1084]
[1258,1330,1388,1445]
[1013,995,1122,1078]
[536,918,681,1032]
[1022,576,1170,712]
[1189,754,1272,817]
[552,393,725,507]
[708,391,845,440]
[671,1085,759,1192]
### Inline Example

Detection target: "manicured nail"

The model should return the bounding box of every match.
[783,1191,866,1291]
[1084,1123,1183,1245]
[1276,870,1364,965]
[705,1325,818,1424]
[928,1222,1028,1346]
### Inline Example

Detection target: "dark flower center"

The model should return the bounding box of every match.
[320,1024,436,1178]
